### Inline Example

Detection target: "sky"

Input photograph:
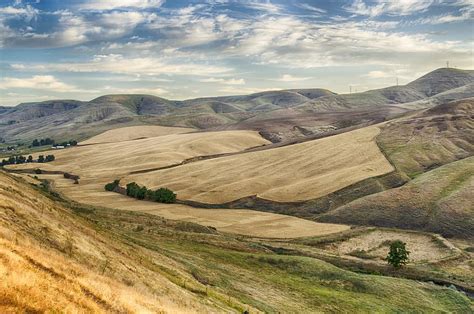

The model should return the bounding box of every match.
[0,0,472,106]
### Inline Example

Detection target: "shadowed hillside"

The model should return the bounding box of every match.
[318,98,474,238]
[318,157,474,239]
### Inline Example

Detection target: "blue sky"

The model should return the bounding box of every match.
[0,0,472,105]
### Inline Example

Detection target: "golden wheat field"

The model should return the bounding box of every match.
[26,174,349,238]
[16,129,269,177]
[9,128,350,238]
[126,125,394,203]
[80,125,195,145]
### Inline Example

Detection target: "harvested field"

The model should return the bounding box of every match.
[32,174,350,238]
[80,125,194,145]
[9,130,270,178]
[324,230,455,263]
[127,126,394,203]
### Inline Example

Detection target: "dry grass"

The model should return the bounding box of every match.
[0,171,238,313]
[0,239,173,314]
[324,230,455,263]
[127,125,393,203]
[80,125,195,145]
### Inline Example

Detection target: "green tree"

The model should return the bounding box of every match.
[27,155,33,163]
[386,240,410,268]
[151,187,177,203]
[38,155,45,163]
[126,182,140,198]
[32,139,40,147]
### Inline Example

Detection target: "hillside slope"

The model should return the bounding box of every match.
[316,98,474,238]
[125,126,393,203]
[1,171,472,312]
[318,156,474,239]
[378,97,474,178]
[0,171,229,313]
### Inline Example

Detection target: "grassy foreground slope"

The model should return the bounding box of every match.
[319,156,474,239]
[1,171,472,312]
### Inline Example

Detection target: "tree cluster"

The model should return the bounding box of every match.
[38,155,55,163]
[1,154,55,166]
[31,138,77,147]
[125,182,176,203]
[32,138,55,147]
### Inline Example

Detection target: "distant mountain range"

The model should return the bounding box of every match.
[1,68,473,143]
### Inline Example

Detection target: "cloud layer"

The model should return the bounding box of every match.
[0,0,472,105]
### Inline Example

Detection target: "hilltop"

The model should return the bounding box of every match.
[1,68,472,143]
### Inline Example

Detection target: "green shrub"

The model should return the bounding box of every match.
[150,187,176,203]
[104,179,120,192]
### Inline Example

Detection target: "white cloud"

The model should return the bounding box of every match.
[274,74,311,82]
[295,3,327,14]
[78,0,165,10]
[101,86,168,95]
[346,0,434,17]
[0,75,94,93]
[0,5,38,21]
[12,54,232,76]
[199,77,245,85]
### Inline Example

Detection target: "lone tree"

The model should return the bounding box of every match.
[386,240,410,268]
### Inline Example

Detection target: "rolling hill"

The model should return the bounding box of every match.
[125,125,394,203]
[317,98,474,238]
[318,156,474,239]
[1,68,472,143]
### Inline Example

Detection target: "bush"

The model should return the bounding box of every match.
[126,182,140,197]
[104,179,120,192]
[150,187,176,203]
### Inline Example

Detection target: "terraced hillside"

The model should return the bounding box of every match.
[1,171,472,312]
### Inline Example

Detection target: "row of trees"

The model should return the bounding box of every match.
[1,154,55,166]
[104,180,176,203]
[126,182,177,203]
[32,138,55,147]
[31,138,78,147]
